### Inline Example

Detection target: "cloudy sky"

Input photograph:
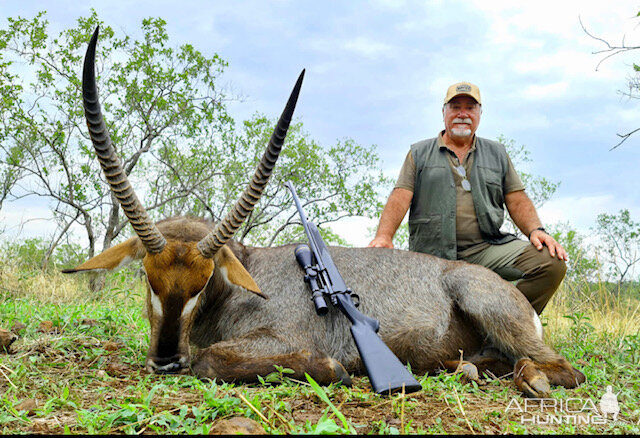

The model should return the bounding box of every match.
[2,0,640,246]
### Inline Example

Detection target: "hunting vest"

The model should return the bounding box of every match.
[408,136,516,260]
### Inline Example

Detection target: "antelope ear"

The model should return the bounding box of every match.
[62,237,146,273]
[215,246,267,299]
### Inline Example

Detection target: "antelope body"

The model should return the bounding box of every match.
[66,28,585,398]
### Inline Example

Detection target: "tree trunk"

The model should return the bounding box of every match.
[89,272,106,292]
[102,194,120,250]
[82,213,105,293]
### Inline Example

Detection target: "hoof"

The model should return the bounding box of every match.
[0,328,18,352]
[572,367,586,386]
[460,362,480,382]
[520,374,551,398]
[330,358,352,386]
[514,358,550,398]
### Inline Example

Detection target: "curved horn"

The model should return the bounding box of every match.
[197,69,305,258]
[82,27,166,254]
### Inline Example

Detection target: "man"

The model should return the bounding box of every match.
[368,82,567,314]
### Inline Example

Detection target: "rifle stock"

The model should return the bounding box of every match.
[334,292,422,395]
[286,181,421,395]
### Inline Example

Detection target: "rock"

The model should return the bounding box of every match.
[0,328,18,352]
[105,361,129,377]
[209,417,266,435]
[102,341,120,351]
[37,321,59,334]
[15,399,38,416]
[32,419,52,434]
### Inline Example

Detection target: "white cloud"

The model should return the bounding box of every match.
[521,82,569,101]
[1,203,56,239]
[342,37,394,60]
[329,216,378,247]
[538,194,640,232]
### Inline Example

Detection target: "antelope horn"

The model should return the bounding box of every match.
[83,27,166,254]
[197,69,305,258]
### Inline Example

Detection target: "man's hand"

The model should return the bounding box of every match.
[505,191,569,262]
[367,188,413,249]
[368,236,394,248]
[529,229,568,261]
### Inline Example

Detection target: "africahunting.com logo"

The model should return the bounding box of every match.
[506,386,620,425]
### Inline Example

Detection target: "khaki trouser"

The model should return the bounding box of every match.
[460,240,567,314]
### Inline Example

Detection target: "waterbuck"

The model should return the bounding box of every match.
[65,28,585,398]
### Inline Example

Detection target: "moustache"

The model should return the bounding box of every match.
[452,118,472,124]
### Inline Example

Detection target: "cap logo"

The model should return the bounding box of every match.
[456,84,472,92]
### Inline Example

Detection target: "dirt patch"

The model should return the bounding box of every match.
[209,417,266,435]
[1,333,634,435]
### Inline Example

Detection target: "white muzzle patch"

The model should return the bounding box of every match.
[150,291,163,317]
[181,292,202,319]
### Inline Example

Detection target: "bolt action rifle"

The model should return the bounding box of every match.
[285,181,422,395]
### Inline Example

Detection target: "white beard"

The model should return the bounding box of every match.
[451,127,472,138]
[449,117,473,138]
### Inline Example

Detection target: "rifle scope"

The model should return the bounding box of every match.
[294,244,328,316]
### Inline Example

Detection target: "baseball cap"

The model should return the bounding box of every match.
[444,82,481,105]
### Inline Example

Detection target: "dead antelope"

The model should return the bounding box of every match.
[66,28,585,398]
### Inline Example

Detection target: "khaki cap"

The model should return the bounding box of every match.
[444,82,481,105]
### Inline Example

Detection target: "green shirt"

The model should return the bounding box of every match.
[396,132,524,258]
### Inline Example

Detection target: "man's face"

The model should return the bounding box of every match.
[443,96,481,139]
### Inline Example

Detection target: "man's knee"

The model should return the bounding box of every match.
[516,245,566,283]
[546,255,567,286]
[514,246,567,314]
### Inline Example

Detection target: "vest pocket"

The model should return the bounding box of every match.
[409,214,442,255]
[478,211,507,240]
[477,166,504,206]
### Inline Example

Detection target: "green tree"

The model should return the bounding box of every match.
[593,209,640,292]
[149,113,392,246]
[0,11,232,276]
[0,30,28,217]
[0,11,392,274]
[498,135,560,210]
[548,222,599,285]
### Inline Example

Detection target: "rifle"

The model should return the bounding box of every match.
[285,181,422,395]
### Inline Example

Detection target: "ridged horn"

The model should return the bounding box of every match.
[197,69,305,258]
[83,27,166,254]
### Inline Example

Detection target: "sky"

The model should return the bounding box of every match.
[2,0,640,247]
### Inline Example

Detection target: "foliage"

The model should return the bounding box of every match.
[0,238,86,271]
[305,373,356,434]
[149,113,391,247]
[0,11,232,267]
[548,222,599,284]
[498,135,560,237]
[0,11,391,269]
[0,31,26,213]
[498,135,560,209]
[593,209,640,291]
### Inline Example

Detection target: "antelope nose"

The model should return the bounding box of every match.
[148,354,186,374]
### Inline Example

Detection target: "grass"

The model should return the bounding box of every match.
[0,253,639,434]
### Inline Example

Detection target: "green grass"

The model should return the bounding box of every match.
[0,254,638,434]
